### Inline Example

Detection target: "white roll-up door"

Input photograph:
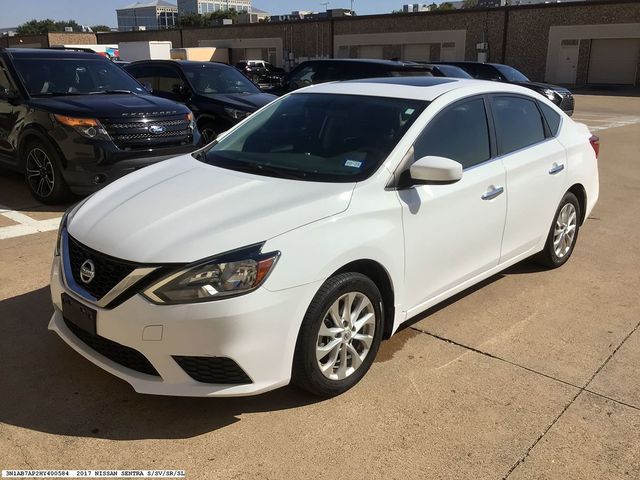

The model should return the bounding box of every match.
[588,38,640,85]
[358,45,384,59]
[402,44,430,62]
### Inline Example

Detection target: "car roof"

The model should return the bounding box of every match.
[4,48,105,60]
[298,58,423,67]
[294,78,539,102]
[127,59,232,68]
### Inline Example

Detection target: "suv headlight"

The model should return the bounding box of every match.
[54,114,111,141]
[224,108,251,121]
[143,247,280,304]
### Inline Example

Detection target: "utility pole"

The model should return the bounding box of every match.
[350,0,354,13]
[320,1,330,12]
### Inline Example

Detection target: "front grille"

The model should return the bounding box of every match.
[101,115,193,150]
[173,356,252,384]
[64,318,160,376]
[558,92,574,113]
[67,235,136,300]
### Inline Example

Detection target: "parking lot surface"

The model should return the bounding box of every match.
[1,93,639,479]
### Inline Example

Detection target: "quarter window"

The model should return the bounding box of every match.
[492,96,546,155]
[538,101,562,136]
[414,98,491,169]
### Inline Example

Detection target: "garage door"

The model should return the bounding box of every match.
[358,45,383,59]
[403,44,430,62]
[588,38,640,85]
[245,48,264,61]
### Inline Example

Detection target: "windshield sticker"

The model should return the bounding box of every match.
[344,160,363,168]
[405,108,416,115]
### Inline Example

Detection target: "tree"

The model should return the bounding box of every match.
[16,18,84,35]
[437,2,455,9]
[463,0,478,8]
[90,25,112,32]
[177,10,239,28]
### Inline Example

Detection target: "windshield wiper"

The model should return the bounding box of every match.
[89,89,138,95]
[224,162,308,180]
[32,91,87,97]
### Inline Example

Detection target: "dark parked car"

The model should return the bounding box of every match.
[434,61,574,115]
[0,48,200,204]
[236,60,285,87]
[267,59,450,96]
[126,60,277,143]
[410,63,473,79]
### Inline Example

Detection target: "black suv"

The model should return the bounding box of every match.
[267,59,449,96]
[125,60,277,143]
[0,48,201,204]
[434,61,575,116]
[236,60,285,87]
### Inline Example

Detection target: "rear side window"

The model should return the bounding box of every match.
[458,63,504,81]
[492,96,546,155]
[414,98,491,169]
[538,101,562,136]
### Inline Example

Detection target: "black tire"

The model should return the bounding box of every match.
[23,138,71,205]
[198,121,218,144]
[292,272,384,397]
[535,191,581,268]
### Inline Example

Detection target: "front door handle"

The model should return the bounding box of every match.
[481,185,504,201]
[549,163,565,175]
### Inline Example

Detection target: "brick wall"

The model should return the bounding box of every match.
[47,32,98,46]
[97,29,183,47]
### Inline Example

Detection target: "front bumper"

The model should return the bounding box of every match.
[49,256,320,397]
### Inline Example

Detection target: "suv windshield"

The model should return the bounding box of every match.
[182,63,260,95]
[201,93,428,182]
[12,57,146,96]
[493,64,530,82]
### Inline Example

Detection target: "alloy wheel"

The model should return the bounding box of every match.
[553,203,577,258]
[316,292,376,380]
[201,127,217,144]
[26,148,55,199]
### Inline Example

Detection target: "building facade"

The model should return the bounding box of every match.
[403,4,431,13]
[116,0,178,32]
[177,0,251,15]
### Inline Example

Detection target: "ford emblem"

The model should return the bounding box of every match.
[149,125,166,135]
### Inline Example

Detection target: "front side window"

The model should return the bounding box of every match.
[0,63,11,92]
[181,64,260,95]
[201,93,428,182]
[12,57,146,96]
[492,96,546,155]
[286,63,319,89]
[153,66,185,94]
[414,98,491,169]
[492,64,530,83]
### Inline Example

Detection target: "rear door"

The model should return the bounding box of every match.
[490,95,567,261]
[0,58,18,161]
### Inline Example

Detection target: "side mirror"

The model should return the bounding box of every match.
[0,88,18,103]
[172,83,187,96]
[409,156,463,185]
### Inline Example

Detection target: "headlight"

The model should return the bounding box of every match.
[55,197,90,256]
[143,247,280,304]
[186,112,195,130]
[542,89,557,101]
[54,114,110,141]
[224,108,251,121]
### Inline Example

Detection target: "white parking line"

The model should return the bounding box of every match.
[573,114,640,132]
[0,205,62,240]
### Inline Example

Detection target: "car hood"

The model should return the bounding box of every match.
[29,93,189,117]
[512,81,570,93]
[199,92,277,110]
[68,155,355,263]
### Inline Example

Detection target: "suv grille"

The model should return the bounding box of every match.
[558,92,574,112]
[64,318,160,376]
[173,356,252,384]
[67,235,137,300]
[102,115,193,150]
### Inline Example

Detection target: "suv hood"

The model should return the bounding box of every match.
[513,81,570,93]
[200,92,277,110]
[68,155,355,263]
[29,93,189,117]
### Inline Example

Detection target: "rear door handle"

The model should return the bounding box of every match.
[481,186,504,201]
[549,163,565,175]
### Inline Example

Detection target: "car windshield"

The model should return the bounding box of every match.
[182,63,260,95]
[436,65,472,79]
[12,57,146,96]
[201,93,428,182]
[493,64,530,82]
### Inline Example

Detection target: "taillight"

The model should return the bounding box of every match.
[589,135,600,159]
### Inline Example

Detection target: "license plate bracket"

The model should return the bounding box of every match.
[62,293,97,336]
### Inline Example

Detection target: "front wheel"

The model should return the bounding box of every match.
[292,273,384,397]
[535,191,581,268]
[23,139,71,204]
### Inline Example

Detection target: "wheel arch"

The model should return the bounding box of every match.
[567,183,587,225]
[18,126,67,169]
[331,259,396,339]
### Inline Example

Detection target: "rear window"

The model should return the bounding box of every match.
[538,101,562,136]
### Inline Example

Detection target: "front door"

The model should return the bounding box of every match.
[399,97,507,315]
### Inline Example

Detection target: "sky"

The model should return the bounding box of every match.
[0,0,406,28]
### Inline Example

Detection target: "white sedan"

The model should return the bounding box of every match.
[49,77,599,397]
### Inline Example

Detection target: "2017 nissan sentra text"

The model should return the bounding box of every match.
[49,77,599,397]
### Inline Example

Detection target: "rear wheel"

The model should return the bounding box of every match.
[198,122,218,144]
[23,139,71,204]
[292,273,383,397]
[535,191,581,268]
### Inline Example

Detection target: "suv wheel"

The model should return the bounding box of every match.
[292,273,384,397]
[23,138,71,204]
[535,191,581,268]
[198,122,217,144]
